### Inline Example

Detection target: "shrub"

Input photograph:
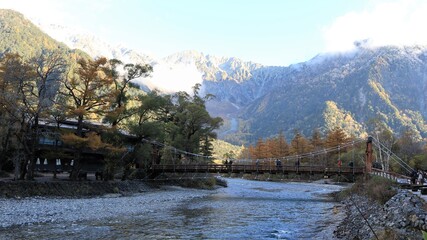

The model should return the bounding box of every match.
[365,176,397,204]
[128,169,148,179]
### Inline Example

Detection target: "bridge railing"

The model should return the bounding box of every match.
[151,164,364,174]
[371,168,410,183]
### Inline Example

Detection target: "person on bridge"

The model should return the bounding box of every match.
[295,159,300,172]
[337,159,342,174]
[276,159,282,171]
[256,159,260,171]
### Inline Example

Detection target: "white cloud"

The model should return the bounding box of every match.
[135,62,203,94]
[323,0,427,52]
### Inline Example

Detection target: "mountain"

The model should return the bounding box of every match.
[0,9,86,60]
[160,46,427,145]
[227,45,427,143]
[19,9,427,144]
[36,23,264,95]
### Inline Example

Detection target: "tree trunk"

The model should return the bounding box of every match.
[70,115,84,181]
[26,116,40,180]
[0,127,12,171]
[70,151,82,180]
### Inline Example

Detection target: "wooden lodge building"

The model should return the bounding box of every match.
[35,119,135,173]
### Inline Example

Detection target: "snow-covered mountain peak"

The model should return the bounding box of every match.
[38,22,155,65]
[36,22,265,93]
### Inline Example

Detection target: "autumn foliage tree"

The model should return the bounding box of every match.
[325,127,349,148]
[0,53,34,177]
[61,57,115,180]
[0,51,67,180]
[25,50,67,179]
[290,130,313,155]
[240,128,355,167]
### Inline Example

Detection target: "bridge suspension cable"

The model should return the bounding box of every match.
[140,137,367,164]
[141,137,413,176]
[370,137,413,174]
[140,138,217,160]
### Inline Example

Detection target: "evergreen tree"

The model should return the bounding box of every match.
[104,60,152,127]
[276,131,290,157]
[168,84,222,162]
[325,127,349,148]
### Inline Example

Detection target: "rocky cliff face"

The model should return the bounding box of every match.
[237,46,427,143]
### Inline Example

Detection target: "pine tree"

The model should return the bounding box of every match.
[325,127,349,148]
[277,131,290,157]
[290,130,312,155]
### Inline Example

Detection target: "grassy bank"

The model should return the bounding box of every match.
[334,175,397,204]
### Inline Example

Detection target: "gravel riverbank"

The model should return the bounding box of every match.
[0,185,214,229]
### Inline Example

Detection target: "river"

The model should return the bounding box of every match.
[0,178,345,239]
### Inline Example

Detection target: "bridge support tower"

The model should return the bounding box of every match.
[365,136,373,173]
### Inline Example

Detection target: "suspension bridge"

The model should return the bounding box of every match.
[147,137,414,183]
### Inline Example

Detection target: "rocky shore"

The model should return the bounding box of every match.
[334,190,427,239]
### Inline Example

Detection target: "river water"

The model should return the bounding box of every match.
[1,178,345,239]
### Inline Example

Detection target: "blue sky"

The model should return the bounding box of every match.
[1,0,427,66]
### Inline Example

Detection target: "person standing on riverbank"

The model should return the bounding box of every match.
[417,170,424,185]
[411,169,417,185]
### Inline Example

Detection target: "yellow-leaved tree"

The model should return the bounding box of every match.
[60,57,116,180]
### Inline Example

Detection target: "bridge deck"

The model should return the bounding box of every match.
[152,164,364,175]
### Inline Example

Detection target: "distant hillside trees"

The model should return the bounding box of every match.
[239,126,427,174]
[239,127,355,166]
